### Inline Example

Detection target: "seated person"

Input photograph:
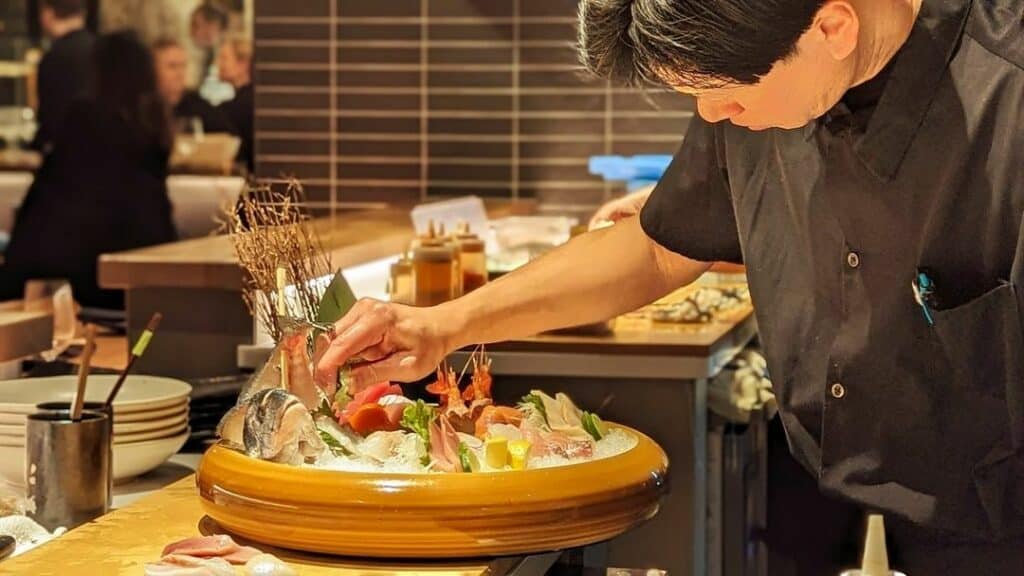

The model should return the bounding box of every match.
[0,31,177,310]
[153,36,231,134]
[216,35,254,173]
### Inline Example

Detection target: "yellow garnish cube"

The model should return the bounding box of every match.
[484,437,509,469]
[508,440,532,470]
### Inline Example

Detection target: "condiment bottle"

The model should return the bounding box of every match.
[454,222,488,293]
[411,233,456,307]
[387,256,413,305]
[438,222,463,299]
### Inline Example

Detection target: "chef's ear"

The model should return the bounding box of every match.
[811,1,860,62]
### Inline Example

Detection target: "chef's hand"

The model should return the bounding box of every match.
[588,185,655,230]
[316,299,451,392]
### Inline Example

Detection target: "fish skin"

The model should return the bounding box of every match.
[214,404,246,448]
[240,388,325,464]
[243,389,295,459]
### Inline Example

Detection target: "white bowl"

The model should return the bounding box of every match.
[110,402,190,423]
[0,399,189,426]
[0,375,191,414]
[0,408,188,438]
[113,423,189,445]
[0,428,190,486]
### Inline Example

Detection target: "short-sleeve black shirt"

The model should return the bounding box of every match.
[641,0,1024,541]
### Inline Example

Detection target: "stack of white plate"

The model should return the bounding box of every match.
[0,375,192,486]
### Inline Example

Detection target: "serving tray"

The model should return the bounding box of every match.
[195,425,668,558]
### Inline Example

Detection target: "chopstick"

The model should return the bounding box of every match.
[104,312,162,407]
[277,267,290,391]
[71,324,98,421]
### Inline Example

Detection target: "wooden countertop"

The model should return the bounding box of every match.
[490,305,755,357]
[0,306,52,363]
[480,281,755,357]
[98,200,535,291]
[2,476,498,575]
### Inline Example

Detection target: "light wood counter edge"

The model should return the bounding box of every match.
[98,200,535,291]
[1,475,495,575]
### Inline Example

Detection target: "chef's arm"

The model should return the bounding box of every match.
[318,215,709,386]
[441,216,710,349]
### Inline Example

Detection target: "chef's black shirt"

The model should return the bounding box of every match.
[641,0,1024,542]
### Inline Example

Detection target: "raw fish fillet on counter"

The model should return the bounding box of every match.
[145,535,295,576]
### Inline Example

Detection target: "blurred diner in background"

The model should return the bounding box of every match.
[0,0,252,317]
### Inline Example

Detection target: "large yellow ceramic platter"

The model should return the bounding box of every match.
[196,424,667,558]
[197,332,668,557]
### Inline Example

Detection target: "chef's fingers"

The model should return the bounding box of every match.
[316,313,389,381]
[358,343,390,362]
[325,298,376,343]
[315,366,338,398]
[347,354,422,389]
[311,333,336,395]
[312,332,331,365]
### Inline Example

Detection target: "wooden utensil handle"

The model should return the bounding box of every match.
[71,325,98,421]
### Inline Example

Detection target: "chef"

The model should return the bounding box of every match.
[318,0,1024,573]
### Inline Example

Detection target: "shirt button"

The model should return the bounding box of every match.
[846,251,861,269]
[831,382,846,399]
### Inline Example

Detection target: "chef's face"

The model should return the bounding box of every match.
[673,2,859,131]
[155,45,188,107]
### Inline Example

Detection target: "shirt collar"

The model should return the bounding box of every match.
[850,0,972,181]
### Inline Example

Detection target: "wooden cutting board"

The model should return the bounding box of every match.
[1,476,496,575]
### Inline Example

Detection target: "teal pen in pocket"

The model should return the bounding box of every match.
[912,270,936,326]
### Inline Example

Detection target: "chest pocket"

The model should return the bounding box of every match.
[929,220,1024,539]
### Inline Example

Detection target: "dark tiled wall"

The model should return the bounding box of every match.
[253,0,694,210]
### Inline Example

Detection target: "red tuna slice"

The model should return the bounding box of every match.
[340,382,403,423]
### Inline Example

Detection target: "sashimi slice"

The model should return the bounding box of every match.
[520,423,593,460]
[340,382,403,423]
[222,545,263,565]
[146,555,235,576]
[161,535,239,558]
[428,415,461,472]
[383,403,407,427]
[474,405,523,438]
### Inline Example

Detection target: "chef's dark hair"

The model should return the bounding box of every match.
[40,0,85,18]
[578,0,827,88]
[94,30,173,152]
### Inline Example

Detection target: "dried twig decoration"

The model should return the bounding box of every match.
[221,179,332,342]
